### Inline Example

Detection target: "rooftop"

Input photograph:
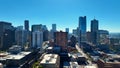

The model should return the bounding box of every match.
[68,52,84,58]
[0,51,31,60]
[40,54,58,64]
[47,47,53,50]
[84,64,98,68]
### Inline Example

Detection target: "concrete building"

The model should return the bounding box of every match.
[40,54,60,68]
[32,31,43,49]
[97,54,120,68]
[15,26,26,47]
[54,31,68,50]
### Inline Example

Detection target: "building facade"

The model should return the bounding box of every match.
[0,21,15,50]
[91,19,99,45]
[32,31,43,49]
[78,16,87,43]
[24,20,29,31]
[54,31,68,50]
[32,24,42,32]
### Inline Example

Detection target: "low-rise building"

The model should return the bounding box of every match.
[0,51,33,68]
[97,54,120,68]
[40,54,60,68]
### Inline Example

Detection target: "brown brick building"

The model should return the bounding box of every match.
[54,31,68,50]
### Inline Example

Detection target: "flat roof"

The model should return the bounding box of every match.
[68,53,84,58]
[0,51,31,60]
[84,66,97,68]
[47,47,53,50]
[84,64,98,68]
[40,54,58,64]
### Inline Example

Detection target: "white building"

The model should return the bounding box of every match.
[15,26,25,47]
[40,54,60,68]
[32,31,43,49]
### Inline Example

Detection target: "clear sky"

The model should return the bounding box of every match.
[0,0,120,32]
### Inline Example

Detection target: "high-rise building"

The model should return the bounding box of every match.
[50,24,57,39]
[32,24,42,32]
[65,28,69,39]
[0,21,13,36]
[15,26,25,47]
[78,16,87,43]
[41,25,47,31]
[65,28,69,33]
[54,31,68,50]
[24,20,31,49]
[52,24,56,32]
[86,32,92,43]
[91,19,98,32]
[24,20,29,31]
[43,30,49,41]
[32,31,43,49]
[70,35,77,47]
[91,19,99,45]
[73,29,77,36]
[3,29,15,50]
[0,21,15,50]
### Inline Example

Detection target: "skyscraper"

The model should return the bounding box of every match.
[0,21,15,50]
[32,31,43,49]
[73,29,77,36]
[24,20,29,31]
[65,28,69,39]
[70,35,77,47]
[15,26,25,47]
[43,30,49,41]
[32,24,42,32]
[78,16,87,43]
[91,19,99,45]
[52,24,56,32]
[91,19,98,32]
[50,24,57,39]
[24,20,31,49]
[65,28,69,33]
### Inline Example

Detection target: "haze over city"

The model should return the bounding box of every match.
[0,0,120,32]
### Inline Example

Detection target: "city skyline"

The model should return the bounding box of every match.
[0,0,120,32]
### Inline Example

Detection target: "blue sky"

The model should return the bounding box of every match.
[0,0,120,32]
